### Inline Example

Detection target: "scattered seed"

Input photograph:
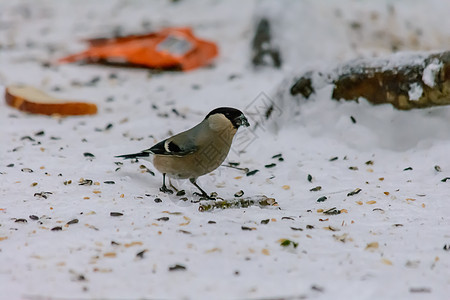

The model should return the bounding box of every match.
[443,244,450,251]
[441,177,450,182]
[246,170,259,176]
[208,220,216,224]
[31,182,38,187]
[272,154,282,159]
[29,215,39,220]
[15,218,27,223]
[21,136,36,142]
[178,230,191,234]
[323,207,341,215]
[409,288,431,294]
[139,165,155,176]
[365,160,374,165]
[176,190,186,196]
[350,116,356,123]
[156,217,169,221]
[310,186,322,192]
[34,130,45,136]
[51,226,62,231]
[234,190,244,197]
[434,165,442,172]
[317,196,327,202]
[34,192,52,199]
[261,219,270,224]
[348,166,358,171]
[6,163,14,167]
[290,227,303,231]
[67,219,79,225]
[306,225,314,229]
[110,212,123,217]
[136,250,147,259]
[403,167,413,171]
[154,198,162,203]
[168,264,186,271]
[83,152,95,158]
[280,239,298,248]
[307,174,313,182]
[329,157,338,161]
[103,181,115,184]
[78,178,93,186]
[21,168,33,173]
[282,217,295,220]
[64,180,72,185]
[265,163,276,168]
[347,188,362,196]
[241,226,255,231]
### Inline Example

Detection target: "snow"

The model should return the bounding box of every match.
[408,83,423,101]
[422,59,442,87]
[1,1,450,300]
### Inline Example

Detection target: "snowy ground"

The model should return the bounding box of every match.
[1,1,450,299]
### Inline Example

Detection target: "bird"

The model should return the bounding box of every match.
[116,107,250,199]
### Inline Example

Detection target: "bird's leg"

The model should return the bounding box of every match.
[159,173,173,194]
[168,178,179,193]
[190,178,215,200]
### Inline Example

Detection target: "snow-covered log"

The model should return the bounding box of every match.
[290,51,450,110]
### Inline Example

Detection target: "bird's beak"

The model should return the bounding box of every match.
[236,114,250,127]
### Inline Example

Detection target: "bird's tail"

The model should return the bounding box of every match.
[115,151,151,159]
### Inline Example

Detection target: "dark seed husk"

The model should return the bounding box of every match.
[83,152,95,158]
[156,217,169,221]
[310,186,322,192]
[176,190,186,196]
[234,190,244,197]
[168,264,186,271]
[110,212,123,217]
[246,169,259,176]
[15,218,27,223]
[265,163,276,168]
[241,226,255,231]
[329,157,338,161]
[29,215,39,220]
[103,181,115,184]
[347,188,362,196]
[261,219,270,224]
[154,198,162,203]
[323,207,341,215]
[403,167,413,171]
[317,196,327,202]
[51,226,62,231]
[290,227,303,231]
[307,174,312,182]
[67,219,79,225]
[136,250,147,258]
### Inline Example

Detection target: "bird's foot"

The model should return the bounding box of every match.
[159,186,173,194]
[194,191,216,200]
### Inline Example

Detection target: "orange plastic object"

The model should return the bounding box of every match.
[59,27,218,71]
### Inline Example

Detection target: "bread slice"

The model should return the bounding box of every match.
[5,85,97,116]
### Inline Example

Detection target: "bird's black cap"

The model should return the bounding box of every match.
[205,107,249,128]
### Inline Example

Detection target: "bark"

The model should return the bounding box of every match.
[290,51,450,110]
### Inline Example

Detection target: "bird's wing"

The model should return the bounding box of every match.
[146,138,197,156]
